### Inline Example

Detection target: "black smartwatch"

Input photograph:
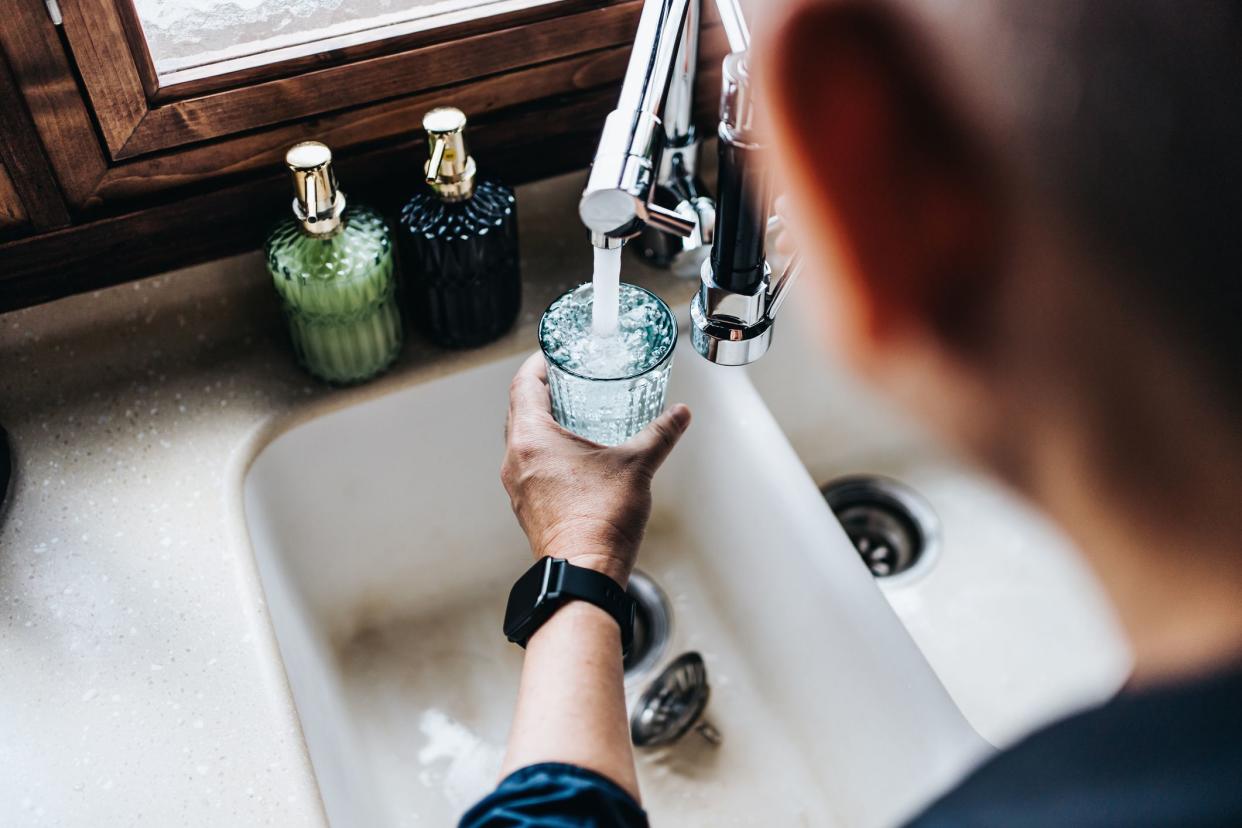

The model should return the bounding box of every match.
[503,558,636,655]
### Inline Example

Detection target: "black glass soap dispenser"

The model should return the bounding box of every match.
[398,107,521,348]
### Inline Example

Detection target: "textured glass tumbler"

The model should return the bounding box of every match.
[538,283,677,447]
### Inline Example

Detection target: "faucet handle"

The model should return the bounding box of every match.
[644,201,697,238]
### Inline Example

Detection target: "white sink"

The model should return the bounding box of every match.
[748,299,1132,747]
[244,346,990,828]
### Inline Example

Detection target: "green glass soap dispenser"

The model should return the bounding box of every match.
[266,141,403,384]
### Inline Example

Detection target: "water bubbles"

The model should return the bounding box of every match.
[540,284,675,380]
[538,283,677,445]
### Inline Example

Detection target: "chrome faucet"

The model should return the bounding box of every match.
[578,0,704,250]
[579,0,802,365]
[633,0,716,267]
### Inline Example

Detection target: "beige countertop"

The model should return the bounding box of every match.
[0,170,705,826]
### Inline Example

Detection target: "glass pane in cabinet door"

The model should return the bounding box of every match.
[130,0,567,86]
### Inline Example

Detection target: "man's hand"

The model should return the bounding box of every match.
[501,352,692,586]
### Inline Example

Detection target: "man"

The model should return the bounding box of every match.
[463,0,1242,824]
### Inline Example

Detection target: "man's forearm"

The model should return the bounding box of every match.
[499,599,640,801]
[493,356,690,809]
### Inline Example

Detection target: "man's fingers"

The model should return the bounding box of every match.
[508,352,551,416]
[622,404,692,472]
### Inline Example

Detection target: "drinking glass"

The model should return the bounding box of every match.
[538,282,677,446]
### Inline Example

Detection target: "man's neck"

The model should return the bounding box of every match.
[1041,429,1242,689]
[1104,541,1242,688]
[1000,254,1242,689]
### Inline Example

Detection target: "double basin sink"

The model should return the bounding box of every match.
[243,297,1129,827]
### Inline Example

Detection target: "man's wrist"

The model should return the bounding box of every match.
[546,552,631,588]
[536,521,637,587]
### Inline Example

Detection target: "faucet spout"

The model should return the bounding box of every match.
[579,0,699,247]
[579,0,802,365]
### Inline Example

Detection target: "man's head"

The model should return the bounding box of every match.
[758,0,1240,527]
[757,0,1242,662]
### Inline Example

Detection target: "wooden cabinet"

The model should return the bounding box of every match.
[0,162,28,233]
[0,0,728,311]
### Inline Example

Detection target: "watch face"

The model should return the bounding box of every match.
[503,558,556,640]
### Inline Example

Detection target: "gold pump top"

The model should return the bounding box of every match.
[423,107,477,202]
[286,141,346,236]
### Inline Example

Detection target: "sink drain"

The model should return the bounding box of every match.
[820,476,939,580]
[624,570,672,679]
[631,651,721,748]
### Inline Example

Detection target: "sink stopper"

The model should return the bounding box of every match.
[630,651,722,748]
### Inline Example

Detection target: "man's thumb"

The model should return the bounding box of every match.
[623,404,692,471]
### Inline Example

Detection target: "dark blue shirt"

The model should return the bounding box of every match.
[910,661,1242,827]
[461,763,649,827]
[462,662,1242,827]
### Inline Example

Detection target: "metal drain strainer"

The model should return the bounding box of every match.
[624,570,671,679]
[820,475,940,580]
[630,651,721,748]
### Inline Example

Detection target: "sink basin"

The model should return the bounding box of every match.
[748,299,1132,747]
[244,345,990,827]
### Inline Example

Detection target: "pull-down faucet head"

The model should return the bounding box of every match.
[690,7,804,365]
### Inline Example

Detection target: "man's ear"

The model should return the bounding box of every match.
[758,1,1001,353]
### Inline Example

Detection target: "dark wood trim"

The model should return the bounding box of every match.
[0,70,724,312]
[0,0,109,207]
[0,162,29,232]
[113,0,161,98]
[0,0,731,311]
[0,87,634,309]
[143,0,619,101]
[125,4,647,158]
[88,43,638,206]
[61,0,649,161]
[86,27,725,209]
[0,46,71,229]
[57,0,151,155]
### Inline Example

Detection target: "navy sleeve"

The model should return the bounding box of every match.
[460,763,649,828]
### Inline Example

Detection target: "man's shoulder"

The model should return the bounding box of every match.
[906,663,1242,827]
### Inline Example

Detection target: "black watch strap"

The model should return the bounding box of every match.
[503,558,636,655]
